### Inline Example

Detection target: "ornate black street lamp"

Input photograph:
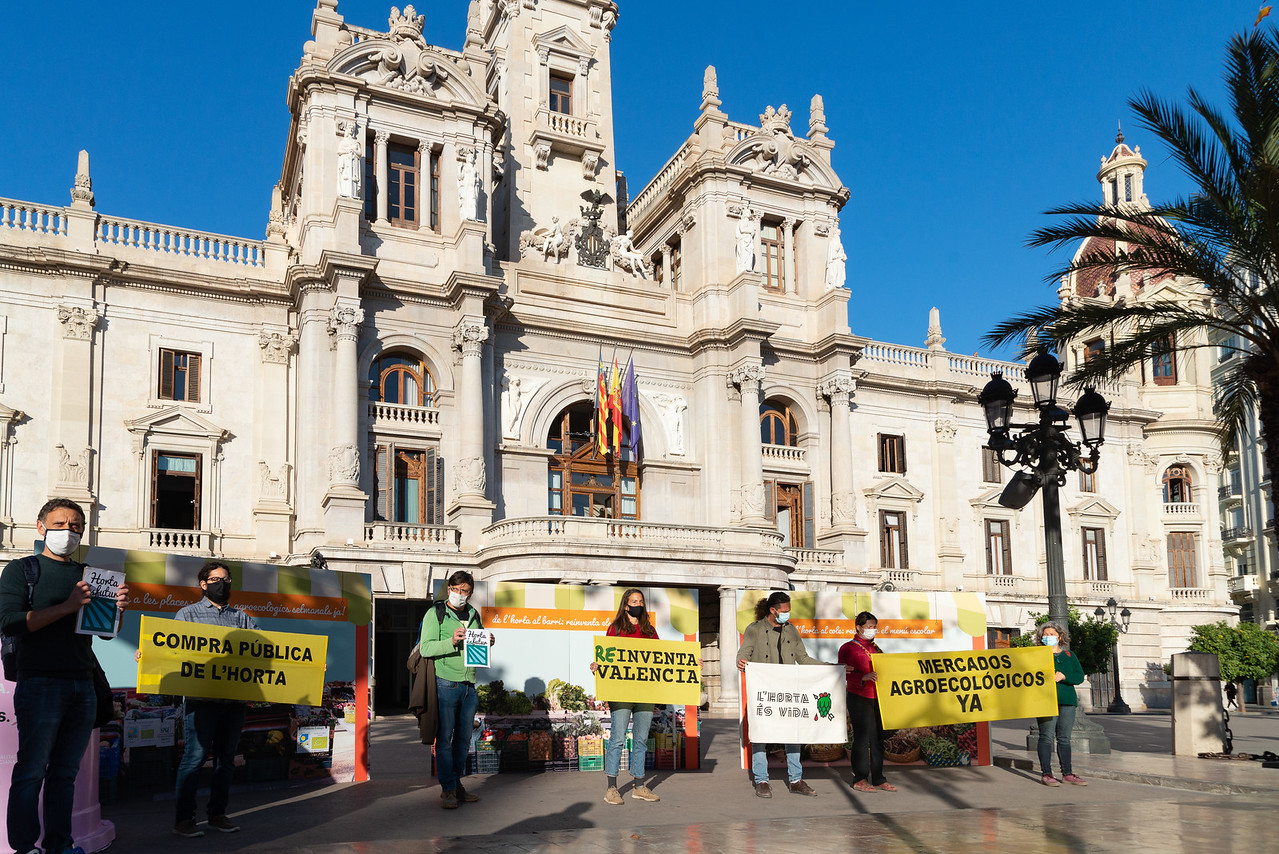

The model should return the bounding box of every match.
[1094,597,1132,714]
[978,352,1112,626]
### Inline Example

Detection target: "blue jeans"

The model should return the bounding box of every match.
[435,677,479,791]
[605,703,654,778]
[7,676,96,854]
[1036,703,1077,777]
[174,700,248,822]
[751,742,802,785]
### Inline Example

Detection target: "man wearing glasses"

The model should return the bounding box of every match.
[419,570,494,809]
[0,498,129,854]
[170,560,257,838]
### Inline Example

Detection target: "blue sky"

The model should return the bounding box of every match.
[0,1,1255,357]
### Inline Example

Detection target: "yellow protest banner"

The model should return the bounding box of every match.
[592,635,701,705]
[874,646,1058,729]
[137,615,328,705]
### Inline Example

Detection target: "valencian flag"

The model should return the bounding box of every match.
[621,356,641,458]
[596,350,608,455]
[609,357,623,455]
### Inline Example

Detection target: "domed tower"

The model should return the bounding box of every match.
[1097,124,1148,209]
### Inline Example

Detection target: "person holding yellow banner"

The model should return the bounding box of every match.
[589,588,661,806]
[1034,623,1087,787]
[838,611,895,794]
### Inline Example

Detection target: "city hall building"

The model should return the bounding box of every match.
[0,0,1240,711]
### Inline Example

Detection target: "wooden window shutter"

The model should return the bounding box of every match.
[427,447,444,525]
[899,513,909,568]
[159,349,175,399]
[879,511,889,567]
[1096,529,1107,580]
[375,445,388,521]
[876,434,885,471]
[899,437,907,473]
[187,353,201,403]
[763,480,776,522]
[985,521,994,574]
[1001,523,1012,574]
[192,455,202,529]
[802,481,815,548]
[150,451,160,526]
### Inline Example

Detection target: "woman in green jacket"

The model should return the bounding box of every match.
[1034,622,1087,787]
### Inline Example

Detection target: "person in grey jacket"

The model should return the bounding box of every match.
[736,591,824,798]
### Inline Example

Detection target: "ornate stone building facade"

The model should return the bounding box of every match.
[0,1,1236,710]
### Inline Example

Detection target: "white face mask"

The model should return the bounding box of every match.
[42,528,81,557]
[448,591,469,609]
[861,628,877,640]
[1042,635,1059,648]
[774,611,790,624]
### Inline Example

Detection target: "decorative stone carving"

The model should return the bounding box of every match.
[329,304,365,342]
[809,94,828,138]
[70,150,94,206]
[454,455,486,494]
[55,444,90,486]
[259,461,291,501]
[677,213,696,235]
[748,105,811,178]
[831,491,856,524]
[520,216,567,262]
[452,320,489,355]
[534,143,551,171]
[703,65,719,102]
[734,206,757,274]
[818,375,855,403]
[328,444,360,486]
[258,330,297,364]
[814,222,831,237]
[576,190,609,269]
[738,482,766,519]
[824,226,847,291]
[934,419,958,442]
[374,129,390,147]
[388,5,426,44]
[582,151,600,181]
[611,230,645,277]
[577,57,590,78]
[926,306,945,348]
[729,363,767,388]
[1204,452,1224,475]
[457,147,480,221]
[602,9,617,39]
[337,121,363,199]
[650,392,687,456]
[57,305,99,340]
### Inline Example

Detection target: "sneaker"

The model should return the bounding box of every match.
[754,781,773,798]
[455,783,480,803]
[852,780,878,793]
[632,784,660,802]
[875,782,898,792]
[208,815,240,833]
[1041,774,1062,787]
[441,789,459,809]
[172,819,205,838]
[604,786,624,805]
[1062,774,1088,786]
[787,780,817,797]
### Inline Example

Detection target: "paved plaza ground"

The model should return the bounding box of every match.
[94,707,1279,853]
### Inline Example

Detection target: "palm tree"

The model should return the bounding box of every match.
[985,28,1279,513]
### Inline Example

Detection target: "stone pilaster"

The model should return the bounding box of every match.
[729,363,768,527]
[447,318,495,549]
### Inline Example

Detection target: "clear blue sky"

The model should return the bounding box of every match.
[0,1,1256,357]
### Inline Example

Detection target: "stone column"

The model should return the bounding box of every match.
[782,218,797,294]
[374,131,390,224]
[418,140,434,233]
[729,363,768,526]
[933,416,966,589]
[253,328,297,551]
[52,303,100,520]
[321,298,368,543]
[447,318,496,549]
[710,586,742,714]
[821,375,857,528]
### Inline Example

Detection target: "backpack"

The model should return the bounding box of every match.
[1,556,41,681]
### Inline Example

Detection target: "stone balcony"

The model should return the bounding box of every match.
[364,522,460,551]
[367,401,442,437]
[476,516,792,587]
[1221,525,1253,549]
[1162,502,1201,518]
[529,107,605,160]
[143,528,211,554]
[1228,574,1260,598]
[762,444,807,469]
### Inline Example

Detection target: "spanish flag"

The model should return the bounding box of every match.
[596,351,608,455]
[609,357,623,456]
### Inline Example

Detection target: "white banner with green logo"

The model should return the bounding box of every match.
[743,663,847,744]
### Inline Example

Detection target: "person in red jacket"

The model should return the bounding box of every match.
[838,611,896,793]
[590,588,661,806]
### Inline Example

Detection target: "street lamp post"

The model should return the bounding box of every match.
[1094,597,1132,714]
[978,352,1111,627]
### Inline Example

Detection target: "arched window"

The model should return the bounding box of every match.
[1162,465,1193,504]
[760,400,798,447]
[547,402,639,519]
[369,351,436,407]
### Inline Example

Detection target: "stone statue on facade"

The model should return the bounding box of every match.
[824,226,846,291]
[457,148,480,221]
[540,217,565,260]
[337,122,363,200]
[611,230,645,276]
[501,376,523,438]
[735,207,757,274]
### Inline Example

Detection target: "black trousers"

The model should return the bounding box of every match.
[848,692,885,785]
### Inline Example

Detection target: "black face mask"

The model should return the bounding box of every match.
[626,605,645,619]
[205,579,231,605]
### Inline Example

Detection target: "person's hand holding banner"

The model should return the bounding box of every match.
[873,646,1058,729]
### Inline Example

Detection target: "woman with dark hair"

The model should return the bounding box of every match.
[735,591,825,798]
[590,588,661,806]
[1034,622,1086,787]
[838,611,895,793]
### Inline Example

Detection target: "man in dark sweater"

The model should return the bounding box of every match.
[0,498,129,854]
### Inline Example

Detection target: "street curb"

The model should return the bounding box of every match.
[993,753,1278,796]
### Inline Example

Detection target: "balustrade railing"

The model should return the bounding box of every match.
[786,548,842,566]
[627,141,694,224]
[1169,587,1212,602]
[762,444,806,464]
[481,516,786,551]
[1162,502,1201,516]
[546,113,590,137]
[368,401,440,427]
[365,522,459,548]
[97,215,266,268]
[145,528,209,552]
[0,197,68,237]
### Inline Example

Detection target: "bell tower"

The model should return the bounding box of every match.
[1097,124,1148,209]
